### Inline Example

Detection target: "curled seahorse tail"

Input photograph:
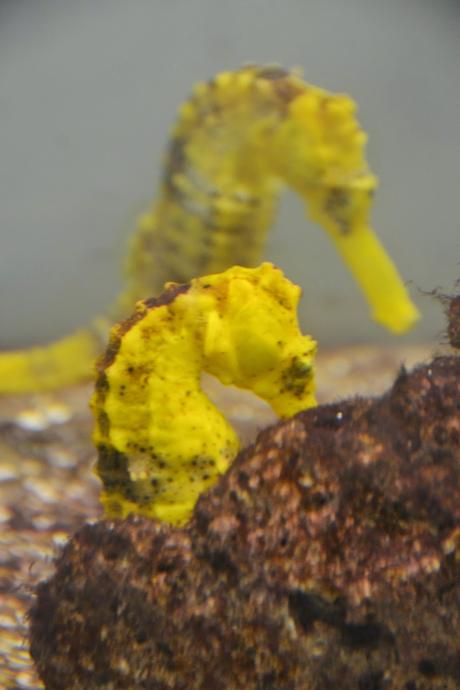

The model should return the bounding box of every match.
[0,323,107,394]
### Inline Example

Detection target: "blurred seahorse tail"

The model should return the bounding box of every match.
[0,208,167,395]
[0,323,107,394]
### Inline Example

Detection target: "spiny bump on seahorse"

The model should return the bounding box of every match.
[91,263,317,525]
[0,64,419,394]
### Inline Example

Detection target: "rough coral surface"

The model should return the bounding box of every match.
[30,305,460,690]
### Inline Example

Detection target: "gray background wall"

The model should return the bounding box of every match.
[1,0,459,349]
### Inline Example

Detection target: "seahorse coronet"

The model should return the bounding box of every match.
[91,262,317,525]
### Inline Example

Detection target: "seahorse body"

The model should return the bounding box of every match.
[0,65,419,394]
[92,263,316,525]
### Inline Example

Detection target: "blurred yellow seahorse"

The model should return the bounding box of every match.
[92,263,316,525]
[0,64,419,394]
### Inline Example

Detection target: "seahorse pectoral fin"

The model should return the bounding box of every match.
[306,185,420,335]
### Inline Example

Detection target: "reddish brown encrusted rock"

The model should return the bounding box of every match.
[30,307,460,690]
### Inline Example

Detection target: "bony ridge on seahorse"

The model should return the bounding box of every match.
[92,263,316,526]
[0,64,419,394]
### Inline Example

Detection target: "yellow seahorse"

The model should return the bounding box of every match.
[92,263,316,525]
[0,65,419,394]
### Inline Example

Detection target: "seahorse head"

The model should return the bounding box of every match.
[199,263,317,416]
[272,84,376,190]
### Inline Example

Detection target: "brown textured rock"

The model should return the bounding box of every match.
[30,305,460,690]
